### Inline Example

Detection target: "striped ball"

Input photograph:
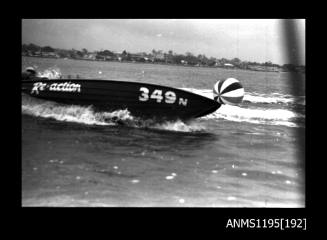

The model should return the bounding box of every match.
[213,78,244,105]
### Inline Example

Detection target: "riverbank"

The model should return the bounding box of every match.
[22,55,304,74]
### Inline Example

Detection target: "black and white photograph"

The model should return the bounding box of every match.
[21,19,305,208]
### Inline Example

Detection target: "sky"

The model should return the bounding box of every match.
[22,19,305,65]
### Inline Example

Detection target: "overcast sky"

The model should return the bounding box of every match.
[22,19,305,65]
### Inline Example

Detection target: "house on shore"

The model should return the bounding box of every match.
[247,64,280,72]
[84,53,97,60]
[42,52,60,58]
[130,53,151,62]
[224,63,234,68]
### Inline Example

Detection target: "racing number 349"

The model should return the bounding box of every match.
[139,87,187,106]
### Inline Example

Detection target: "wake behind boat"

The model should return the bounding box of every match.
[21,68,244,121]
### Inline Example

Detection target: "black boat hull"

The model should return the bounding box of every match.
[21,79,220,121]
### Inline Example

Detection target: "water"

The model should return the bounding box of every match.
[21,57,305,207]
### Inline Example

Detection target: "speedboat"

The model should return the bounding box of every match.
[21,69,244,121]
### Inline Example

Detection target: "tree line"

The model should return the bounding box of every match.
[22,43,305,73]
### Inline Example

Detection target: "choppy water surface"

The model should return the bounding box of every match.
[22,57,305,207]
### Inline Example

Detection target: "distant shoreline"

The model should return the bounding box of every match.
[22,55,303,74]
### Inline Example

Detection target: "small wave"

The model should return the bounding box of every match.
[202,104,304,128]
[37,67,62,79]
[22,97,116,126]
[151,120,206,132]
[181,88,305,127]
[181,88,305,105]
[243,92,305,105]
[21,95,206,132]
